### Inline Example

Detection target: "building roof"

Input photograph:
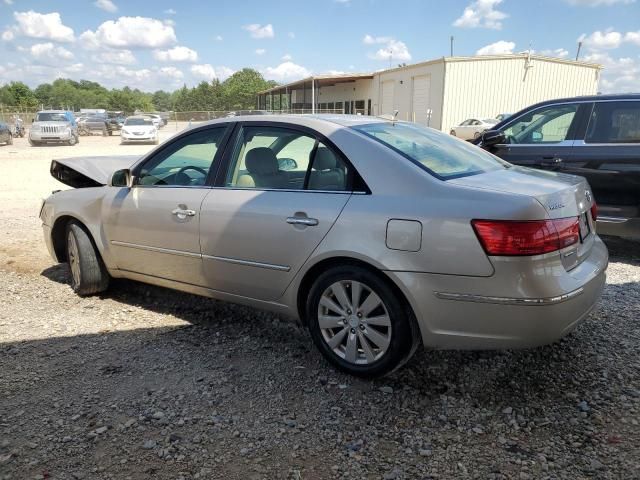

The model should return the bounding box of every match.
[258,54,603,95]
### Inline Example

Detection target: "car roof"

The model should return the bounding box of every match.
[186,114,392,130]
[38,110,69,113]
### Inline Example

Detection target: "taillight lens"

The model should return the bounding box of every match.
[590,202,598,222]
[472,217,580,256]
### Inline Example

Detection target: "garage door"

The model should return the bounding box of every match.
[381,80,395,115]
[412,75,430,125]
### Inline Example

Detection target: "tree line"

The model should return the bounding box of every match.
[0,68,278,113]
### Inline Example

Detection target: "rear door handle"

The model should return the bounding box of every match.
[286,217,319,226]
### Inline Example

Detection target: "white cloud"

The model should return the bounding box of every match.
[164,8,177,14]
[215,35,223,41]
[583,51,639,92]
[3,0,14,5]
[578,30,623,49]
[191,63,216,80]
[288,32,295,39]
[243,23,274,39]
[538,48,569,58]
[158,66,183,79]
[476,40,515,55]
[80,16,177,49]
[453,0,508,30]
[262,61,311,82]
[153,46,198,62]
[216,66,235,80]
[565,0,635,5]
[163,19,176,27]
[10,10,75,42]
[91,49,136,65]
[29,42,74,63]
[623,31,640,45]
[255,48,266,55]
[94,0,117,13]
[363,35,411,61]
[282,53,292,61]
[1,30,14,41]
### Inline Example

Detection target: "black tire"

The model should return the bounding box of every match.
[450,130,456,136]
[306,265,416,378]
[65,221,109,296]
[7,134,12,145]
[68,135,77,146]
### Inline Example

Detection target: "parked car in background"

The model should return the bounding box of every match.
[0,121,12,145]
[450,118,499,140]
[495,113,512,121]
[476,94,640,239]
[120,116,159,144]
[41,115,607,377]
[142,114,163,129]
[78,115,113,136]
[29,110,78,146]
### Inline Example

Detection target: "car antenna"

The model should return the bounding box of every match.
[392,110,399,124]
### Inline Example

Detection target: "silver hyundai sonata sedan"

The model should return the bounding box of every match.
[40,115,608,377]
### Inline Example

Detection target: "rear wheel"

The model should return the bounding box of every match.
[450,130,456,136]
[306,265,415,377]
[66,221,109,296]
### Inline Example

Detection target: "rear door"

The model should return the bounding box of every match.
[489,103,582,168]
[199,123,358,301]
[561,100,640,219]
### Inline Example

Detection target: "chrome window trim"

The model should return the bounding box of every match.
[574,139,640,147]
[202,254,290,272]
[495,139,576,148]
[128,184,365,194]
[434,287,584,306]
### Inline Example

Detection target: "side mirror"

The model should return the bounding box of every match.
[110,169,133,188]
[480,130,506,147]
[278,158,298,171]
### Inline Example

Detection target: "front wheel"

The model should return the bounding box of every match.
[68,135,77,146]
[450,130,456,136]
[66,221,109,296]
[306,265,416,377]
[7,134,12,145]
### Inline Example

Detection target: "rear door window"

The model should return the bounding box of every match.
[585,101,640,143]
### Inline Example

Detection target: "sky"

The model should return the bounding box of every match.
[0,0,639,93]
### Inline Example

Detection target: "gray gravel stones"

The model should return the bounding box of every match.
[0,236,639,479]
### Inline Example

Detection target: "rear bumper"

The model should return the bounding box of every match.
[388,236,608,349]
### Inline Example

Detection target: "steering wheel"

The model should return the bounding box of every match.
[173,165,208,184]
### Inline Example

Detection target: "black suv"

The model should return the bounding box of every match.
[476,94,640,239]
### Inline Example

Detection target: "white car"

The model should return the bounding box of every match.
[450,118,499,140]
[143,114,163,129]
[120,116,158,145]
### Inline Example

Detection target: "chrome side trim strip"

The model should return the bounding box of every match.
[434,287,584,306]
[598,216,628,224]
[111,240,201,258]
[202,254,291,272]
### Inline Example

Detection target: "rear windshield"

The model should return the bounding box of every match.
[36,112,67,122]
[125,118,153,126]
[352,122,508,180]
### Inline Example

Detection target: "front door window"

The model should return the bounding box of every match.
[503,104,578,144]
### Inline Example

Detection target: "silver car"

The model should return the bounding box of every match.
[40,115,608,377]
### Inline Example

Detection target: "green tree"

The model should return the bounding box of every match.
[6,82,38,107]
[221,69,277,110]
[151,90,172,111]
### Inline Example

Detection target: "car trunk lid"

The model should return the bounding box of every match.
[449,166,596,269]
[50,155,140,188]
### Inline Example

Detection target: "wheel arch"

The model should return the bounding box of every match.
[51,215,95,263]
[295,256,419,331]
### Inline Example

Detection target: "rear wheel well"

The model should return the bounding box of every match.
[296,257,416,326]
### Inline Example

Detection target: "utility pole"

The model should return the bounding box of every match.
[575,41,582,61]
[388,49,393,69]
[450,36,454,57]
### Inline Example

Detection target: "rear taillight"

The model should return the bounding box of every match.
[472,217,580,256]
[590,202,598,222]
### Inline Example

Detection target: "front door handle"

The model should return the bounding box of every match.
[172,208,196,218]
[540,156,563,168]
[286,216,319,226]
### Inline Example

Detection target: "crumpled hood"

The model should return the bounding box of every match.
[50,155,140,188]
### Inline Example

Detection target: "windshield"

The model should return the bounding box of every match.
[483,118,499,124]
[36,112,68,122]
[125,118,154,126]
[352,122,508,180]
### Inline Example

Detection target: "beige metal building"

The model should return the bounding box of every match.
[257,54,602,132]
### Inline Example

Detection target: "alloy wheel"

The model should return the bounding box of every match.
[318,280,392,365]
[67,232,81,286]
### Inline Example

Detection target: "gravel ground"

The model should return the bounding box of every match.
[0,132,639,479]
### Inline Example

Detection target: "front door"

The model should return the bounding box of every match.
[200,124,354,301]
[103,126,229,285]
[490,103,580,169]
